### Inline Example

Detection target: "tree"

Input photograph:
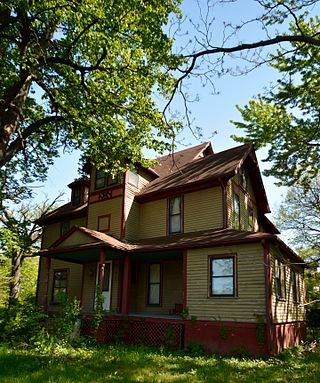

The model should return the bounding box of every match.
[171,0,320,186]
[0,0,182,201]
[276,177,320,265]
[0,197,60,305]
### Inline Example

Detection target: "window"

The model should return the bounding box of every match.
[169,196,182,234]
[52,269,68,304]
[148,263,161,305]
[128,168,139,188]
[60,221,70,236]
[210,256,235,297]
[95,169,120,189]
[234,193,240,230]
[275,259,286,300]
[291,270,300,303]
[95,170,106,189]
[98,214,111,232]
[239,168,247,191]
[248,206,254,231]
[73,187,81,206]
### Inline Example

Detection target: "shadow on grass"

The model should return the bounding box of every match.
[0,344,319,382]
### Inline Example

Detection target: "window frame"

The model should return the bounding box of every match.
[95,170,120,190]
[168,196,183,235]
[209,254,237,298]
[291,269,300,303]
[147,263,162,306]
[60,221,70,236]
[275,259,286,300]
[51,269,69,304]
[239,168,247,191]
[233,192,240,230]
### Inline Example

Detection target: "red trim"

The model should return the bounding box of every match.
[262,239,272,355]
[121,255,131,314]
[120,171,128,240]
[44,257,51,312]
[182,251,187,308]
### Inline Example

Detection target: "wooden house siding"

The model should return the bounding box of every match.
[42,217,86,248]
[87,197,122,238]
[125,200,140,241]
[139,199,167,238]
[131,260,182,315]
[269,244,305,323]
[37,259,83,311]
[184,187,223,232]
[187,243,266,322]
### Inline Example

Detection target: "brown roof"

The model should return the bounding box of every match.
[40,226,304,265]
[36,202,88,225]
[138,143,252,198]
[152,142,213,177]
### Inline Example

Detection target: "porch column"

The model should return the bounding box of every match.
[99,248,106,295]
[44,256,51,312]
[121,255,131,314]
[182,251,187,309]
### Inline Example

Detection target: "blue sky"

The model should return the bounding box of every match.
[35,0,290,219]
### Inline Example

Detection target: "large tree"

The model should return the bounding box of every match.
[172,0,320,186]
[0,0,182,202]
[276,177,320,265]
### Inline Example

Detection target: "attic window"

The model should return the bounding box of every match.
[239,168,247,191]
[73,187,81,206]
[128,168,139,188]
[95,170,105,189]
[233,193,240,230]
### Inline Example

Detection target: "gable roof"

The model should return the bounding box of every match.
[137,143,270,213]
[152,142,213,177]
[36,202,88,225]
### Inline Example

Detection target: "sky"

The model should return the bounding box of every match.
[35,0,293,222]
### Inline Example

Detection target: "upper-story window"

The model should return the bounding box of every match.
[248,206,254,231]
[234,193,240,230]
[239,168,247,191]
[168,196,182,234]
[95,170,120,189]
[128,168,139,188]
[73,187,81,206]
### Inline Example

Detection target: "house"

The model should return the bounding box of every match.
[36,142,306,355]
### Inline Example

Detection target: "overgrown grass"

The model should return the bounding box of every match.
[0,342,319,383]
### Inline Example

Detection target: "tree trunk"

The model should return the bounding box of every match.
[8,251,22,306]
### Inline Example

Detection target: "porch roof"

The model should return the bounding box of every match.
[39,226,304,265]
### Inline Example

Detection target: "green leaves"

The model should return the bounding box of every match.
[0,0,182,194]
[232,16,320,186]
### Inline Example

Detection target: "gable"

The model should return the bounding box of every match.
[53,230,98,248]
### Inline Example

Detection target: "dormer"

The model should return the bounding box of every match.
[68,177,90,207]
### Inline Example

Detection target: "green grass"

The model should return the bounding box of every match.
[0,343,319,383]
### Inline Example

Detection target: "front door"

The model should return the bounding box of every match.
[96,261,112,311]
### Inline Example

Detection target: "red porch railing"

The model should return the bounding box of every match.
[82,315,184,349]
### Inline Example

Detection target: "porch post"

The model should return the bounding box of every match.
[182,251,187,309]
[121,255,131,314]
[99,248,106,294]
[44,256,51,312]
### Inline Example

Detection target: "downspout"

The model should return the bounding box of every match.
[262,239,272,355]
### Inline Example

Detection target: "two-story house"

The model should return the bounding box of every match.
[36,142,306,355]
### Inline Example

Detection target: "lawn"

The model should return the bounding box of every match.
[0,343,319,383]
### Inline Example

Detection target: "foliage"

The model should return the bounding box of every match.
[0,342,320,382]
[275,178,320,264]
[0,0,183,202]
[231,15,320,186]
